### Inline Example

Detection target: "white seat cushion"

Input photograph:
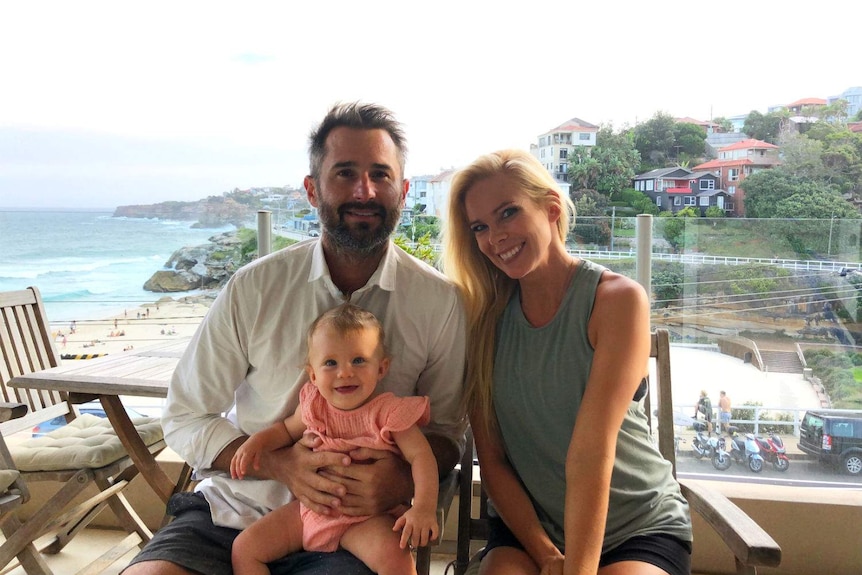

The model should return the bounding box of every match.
[0,469,20,492]
[9,413,164,471]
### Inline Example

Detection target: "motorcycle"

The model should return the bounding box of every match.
[691,422,732,471]
[723,426,764,473]
[754,432,790,472]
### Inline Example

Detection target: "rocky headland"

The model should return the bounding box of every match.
[114,197,255,228]
[143,230,250,292]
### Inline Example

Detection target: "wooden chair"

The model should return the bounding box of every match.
[0,287,167,574]
[454,329,782,575]
[0,402,55,575]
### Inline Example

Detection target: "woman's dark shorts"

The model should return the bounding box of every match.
[480,516,691,575]
[123,492,373,575]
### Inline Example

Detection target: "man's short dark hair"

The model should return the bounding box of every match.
[308,102,407,180]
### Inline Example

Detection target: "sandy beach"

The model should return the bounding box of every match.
[49,293,215,358]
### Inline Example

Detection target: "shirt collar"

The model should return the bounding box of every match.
[308,239,398,295]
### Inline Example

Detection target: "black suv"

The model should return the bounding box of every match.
[798,410,862,475]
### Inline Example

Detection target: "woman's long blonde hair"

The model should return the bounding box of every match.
[442,149,575,432]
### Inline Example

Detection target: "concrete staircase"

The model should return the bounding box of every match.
[758,349,804,373]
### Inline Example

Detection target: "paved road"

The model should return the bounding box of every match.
[678,457,862,488]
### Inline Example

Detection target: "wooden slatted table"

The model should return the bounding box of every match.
[9,339,190,504]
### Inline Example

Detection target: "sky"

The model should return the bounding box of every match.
[1,0,860,210]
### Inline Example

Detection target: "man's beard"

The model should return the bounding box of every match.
[317,199,400,256]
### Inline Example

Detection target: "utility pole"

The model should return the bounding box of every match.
[610,205,616,252]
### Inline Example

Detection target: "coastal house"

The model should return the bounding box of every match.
[530,117,599,194]
[632,167,729,216]
[692,138,780,216]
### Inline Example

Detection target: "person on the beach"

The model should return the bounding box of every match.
[443,149,691,575]
[124,101,466,575]
[231,304,438,575]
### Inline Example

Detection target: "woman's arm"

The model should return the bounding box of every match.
[472,410,564,571]
[562,272,650,575]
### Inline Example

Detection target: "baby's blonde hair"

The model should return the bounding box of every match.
[305,303,388,366]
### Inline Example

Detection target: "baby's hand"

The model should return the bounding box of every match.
[230,445,261,480]
[393,506,438,549]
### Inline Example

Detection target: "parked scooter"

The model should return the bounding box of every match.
[723,426,764,473]
[754,432,790,472]
[691,422,732,470]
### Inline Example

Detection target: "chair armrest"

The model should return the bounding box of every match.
[679,479,781,569]
[0,403,28,424]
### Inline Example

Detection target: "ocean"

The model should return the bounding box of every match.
[0,209,234,323]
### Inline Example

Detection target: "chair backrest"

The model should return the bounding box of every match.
[0,287,72,436]
[644,328,677,476]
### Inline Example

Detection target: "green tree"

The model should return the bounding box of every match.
[712,117,734,132]
[652,267,684,307]
[742,169,856,219]
[569,124,641,199]
[619,188,660,215]
[777,128,828,181]
[571,189,608,217]
[657,208,696,252]
[672,122,707,157]
[742,110,788,144]
[633,112,676,167]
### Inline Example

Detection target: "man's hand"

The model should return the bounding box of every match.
[318,447,412,516]
[277,437,354,516]
[218,435,351,516]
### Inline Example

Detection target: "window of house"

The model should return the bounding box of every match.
[674,197,681,206]
[656,196,661,207]
[579,133,591,141]
[699,180,715,190]
[725,201,734,210]
[685,196,696,206]
[728,186,736,195]
[560,149,568,159]
[646,181,654,191]
[728,168,739,181]
[699,196,709,206]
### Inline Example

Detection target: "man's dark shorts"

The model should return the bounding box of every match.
[480,516,691,575]
[124,492,373,575]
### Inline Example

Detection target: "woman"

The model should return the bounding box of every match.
[443,150,692,575]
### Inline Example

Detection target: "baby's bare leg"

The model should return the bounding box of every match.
[232,500,304,575]
[340,515,415,575]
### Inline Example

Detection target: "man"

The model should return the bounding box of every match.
[719,390,732,434]
[694,389,713,435]
[125,102,467,575]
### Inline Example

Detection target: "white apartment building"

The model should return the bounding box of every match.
[531,117,599,194]
[407,169,456,219]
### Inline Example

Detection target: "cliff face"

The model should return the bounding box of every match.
[114,198,254,228]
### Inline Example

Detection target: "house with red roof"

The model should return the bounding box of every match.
[692,138,779,216]
[784,97,828,115]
